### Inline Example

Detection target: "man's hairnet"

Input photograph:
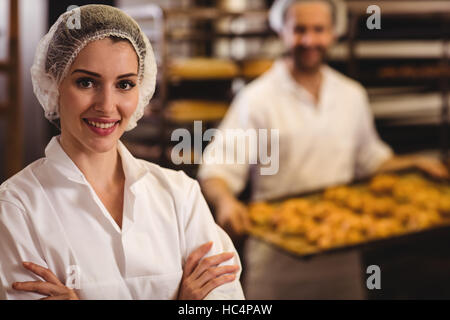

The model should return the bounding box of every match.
[31,4,157,131]
[269,0,348,37]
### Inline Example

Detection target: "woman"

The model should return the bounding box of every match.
[0,4,244,300]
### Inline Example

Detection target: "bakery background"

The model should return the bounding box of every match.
[0,0,449,299]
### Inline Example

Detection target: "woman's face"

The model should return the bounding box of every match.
[58,38,139,154]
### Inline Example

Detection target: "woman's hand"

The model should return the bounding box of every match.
[12,262,79,300]
[178,242,240,300]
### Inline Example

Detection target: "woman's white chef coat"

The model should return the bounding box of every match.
[0,136,244,300]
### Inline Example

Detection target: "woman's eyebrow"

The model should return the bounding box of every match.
[117,73,138,79]
[71,69,137,79]
[71,69,101,77]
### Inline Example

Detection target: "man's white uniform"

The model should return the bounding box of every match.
[198,60,392,299]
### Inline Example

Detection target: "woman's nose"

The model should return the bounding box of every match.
[93,87,116,113]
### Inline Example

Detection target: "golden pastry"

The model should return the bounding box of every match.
[369,174,399,194]
[438,196,450,217]
[248,202,274,226]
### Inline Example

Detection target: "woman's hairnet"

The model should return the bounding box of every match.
[31,4,157,131]
[269,0,348,37]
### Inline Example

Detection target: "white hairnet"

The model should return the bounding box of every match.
[269,0,348,37]
[31,4,157,131]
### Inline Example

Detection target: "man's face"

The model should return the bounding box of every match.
[281,1,335,72]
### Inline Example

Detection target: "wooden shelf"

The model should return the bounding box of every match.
[165,8,268,20]
[330,40,449,60]
[167,31,275,41]
[347,0,450,15]
[168,57,240,80]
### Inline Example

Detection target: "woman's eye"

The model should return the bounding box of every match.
[76,78,95,89]
[118,80,136,91]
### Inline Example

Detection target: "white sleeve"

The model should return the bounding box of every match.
[354,90,393,178]
[197,92,259,196]
[180,178,245,300]
[0,200,48,300]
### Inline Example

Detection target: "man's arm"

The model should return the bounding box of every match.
[352,89,449,180]
[197,91,260,238]
[199,177,250,239]
[376,154,449,179]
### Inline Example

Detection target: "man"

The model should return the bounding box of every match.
[198,0,449,299]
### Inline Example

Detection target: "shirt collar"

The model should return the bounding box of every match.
[271,59,334,109]
[44,136,86,184]
[44,135,149,189]
[117,140,149,190]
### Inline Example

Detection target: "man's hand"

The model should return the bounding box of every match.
[199,177,251,239]
[12,262,79,300]
[414,156,449,179]
[216,195,251,239]
[377,155,449,180]
[178,242,239,300]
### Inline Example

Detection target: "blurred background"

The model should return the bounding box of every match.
[1,0,450,299]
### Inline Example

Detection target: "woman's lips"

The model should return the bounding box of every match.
[83,118,120,136]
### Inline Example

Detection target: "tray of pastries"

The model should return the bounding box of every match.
[247,171,450,257]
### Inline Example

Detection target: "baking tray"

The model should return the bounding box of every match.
[246,169,450,259]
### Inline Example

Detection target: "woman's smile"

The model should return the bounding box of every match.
[83,117,121,136]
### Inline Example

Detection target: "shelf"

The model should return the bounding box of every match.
[241,59,274,79]
[164,8,268,20]
[347,0,450,15]
[169,58,240,80]
[168,57,276,81]
[366,86,431,97]
[167,31,275,41]
[378,65,450,79]
[370,92,447,119]
[329,40,448,60]
[165,100,228,124]
[377,114,446,126]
